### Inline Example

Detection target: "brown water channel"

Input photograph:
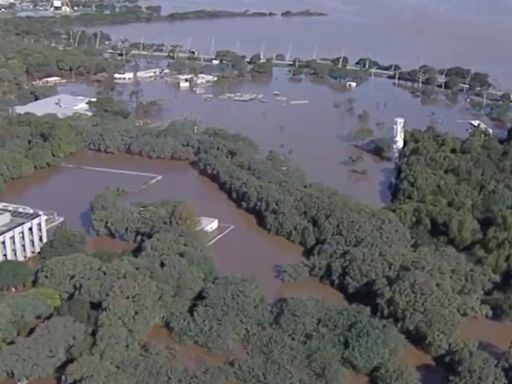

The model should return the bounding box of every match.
[2,151,512,382]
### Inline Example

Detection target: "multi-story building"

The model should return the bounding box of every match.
[0,203,63,261]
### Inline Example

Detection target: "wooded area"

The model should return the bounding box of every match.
[0,14,511,384]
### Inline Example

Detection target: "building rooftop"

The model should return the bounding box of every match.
[14,94,95,118]
[0,208,41,237]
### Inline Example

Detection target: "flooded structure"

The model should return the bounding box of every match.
[196,216,219,233]
[392,117,405,160]
[0,203,55,261]
[14,94,95,118]
[50,0,72,14]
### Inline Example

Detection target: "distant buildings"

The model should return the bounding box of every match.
[50,0,72,14]
[14,94,95,118]
[31,76,66,87]
[113,69,170,82]
[0,203,53,261]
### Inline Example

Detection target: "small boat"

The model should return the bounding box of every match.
[289,100,309,105]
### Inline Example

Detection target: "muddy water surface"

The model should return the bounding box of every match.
[0,151,339,301]
[2,151,508,382]
[94,0,512,88]
[61,72,497,206]
[459,317,512,358]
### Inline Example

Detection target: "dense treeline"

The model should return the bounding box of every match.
[0,107,509,381]
[392,127,512,317]
[0,18,117,103]
[0,190,426,383]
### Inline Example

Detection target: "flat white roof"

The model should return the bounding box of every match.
[14,94,95,118]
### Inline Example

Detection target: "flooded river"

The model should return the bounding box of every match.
[95,0,512,88]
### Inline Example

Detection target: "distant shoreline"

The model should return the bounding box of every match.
[51,8,329,27]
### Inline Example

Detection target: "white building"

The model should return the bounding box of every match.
[31,76,65,87]
[195,74,218,85]
[0,207,47,261]
[113,72,135,82]
[195,217,219,233]
[14,94,95,118]
[393,117,405,159]
[51,0,72,14]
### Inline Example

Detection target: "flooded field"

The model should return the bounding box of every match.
[61,70,497,206]
[3,151,512,381]
[94,0,512,88]
[0,151,338,301]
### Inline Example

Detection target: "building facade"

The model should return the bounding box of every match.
[0,207,48,262]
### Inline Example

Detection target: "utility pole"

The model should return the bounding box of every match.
[395,71,399,86]
[186,36,191,52]
[339,47,345,68]
[312,43,317,60]
[286,44,292,62]
[95,31,101,48]
[74,30,82,47]
[260,41,266,60]
[441,69,447,91]
[483,91,487,106]
[210,37,215,57]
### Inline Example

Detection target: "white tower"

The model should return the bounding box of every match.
[392,117,405,159]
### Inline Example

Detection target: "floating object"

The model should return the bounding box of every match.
[275,96,288,102]
[272,91,281,96]
[289,100,309,105]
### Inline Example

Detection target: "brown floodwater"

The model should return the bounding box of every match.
[399,345,447,384]
[61,70,498,206]
[92,0,512,89]
[146,325,242,370]
[2,151,509,382]
[0,151,340,302]
[459,317,512,358]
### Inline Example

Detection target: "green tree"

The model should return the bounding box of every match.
[0,261,33,291]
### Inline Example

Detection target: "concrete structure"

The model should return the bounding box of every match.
[469,120,493,135]
[113,72,135,82]
[0,203,54,261]
[178,81,190,90]
[14,94,95,118]
[195,74,217,85]
[195,217,219,233]
[51,0,72,13]
[31,76,65,87]
[392,117,405,159]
